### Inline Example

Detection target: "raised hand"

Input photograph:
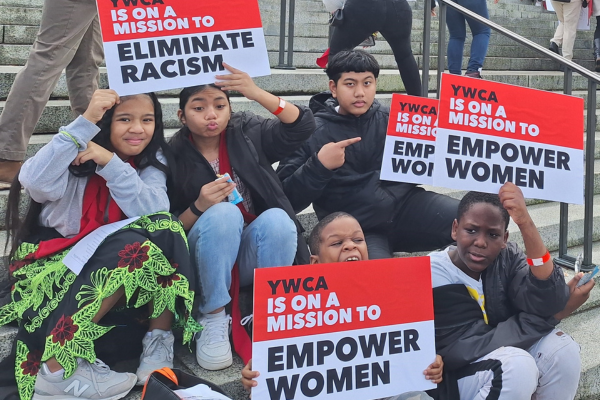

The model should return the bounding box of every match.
[82,89,120,124]
[498,182,530,227]
[317,137,362,170]
[215,63,262,101]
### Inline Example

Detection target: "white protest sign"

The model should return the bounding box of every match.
[381,94,438,185]
[96,0,271,96]
[252,258,437,400]
[433,73,584,204]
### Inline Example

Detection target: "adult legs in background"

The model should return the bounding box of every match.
[379,0,422,95]
[446,7,467,74]
[551,0,583,60]
[329,0,421,96]
[189,203,297,370]
[463,0,491,74]
[446,0,491,76]
[391,188,459,253]
[0,0,103,181]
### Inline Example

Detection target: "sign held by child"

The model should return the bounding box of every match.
[252,259,437,400]
[381,94,438,185]
[433,73,584,204]
[96,0,271,95]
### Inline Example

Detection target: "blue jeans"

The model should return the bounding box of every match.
[445,0,491,74]
[188,202,297,314]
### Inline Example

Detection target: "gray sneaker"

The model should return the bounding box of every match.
[33,359,137,400]
[135,329,175,385]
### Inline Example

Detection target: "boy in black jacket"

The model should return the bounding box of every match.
[276,50,458,259]
[430,182,593,399]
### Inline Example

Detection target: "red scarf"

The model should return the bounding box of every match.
[217,130,256,224]
[34,168,127,259]
[218,130,255,364]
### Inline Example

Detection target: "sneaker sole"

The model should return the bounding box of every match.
[196,355,233,371]
[33,376,137,400]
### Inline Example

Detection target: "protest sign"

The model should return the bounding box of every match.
[96,0,271,95]
[381,94,438,185]
[434,73,584,204]
[252,258,436,400]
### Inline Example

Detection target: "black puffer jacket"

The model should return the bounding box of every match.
[433,242,570,371]
[169,107,315,265]
[276,92,416,233]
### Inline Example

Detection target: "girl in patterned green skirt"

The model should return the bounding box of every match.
[0,89,199,400]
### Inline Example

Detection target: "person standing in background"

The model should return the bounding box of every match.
[0,0,104,184]
[445,0,497,78]
[549,0,583,61]
[322,0,423,96]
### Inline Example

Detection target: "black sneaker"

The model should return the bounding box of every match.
[549,41,560,55]
[465,70,482,79]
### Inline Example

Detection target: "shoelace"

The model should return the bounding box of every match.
[142,334,173,362]
[240,314,253,335]
[202,315,232,345]
[90,359,111,374]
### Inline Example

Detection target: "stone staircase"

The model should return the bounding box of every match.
[2,0,600,398]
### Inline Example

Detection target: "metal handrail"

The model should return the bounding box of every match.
[422,0,598,270]
[275,0,296,70]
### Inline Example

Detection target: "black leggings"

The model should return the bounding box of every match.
[365,187,459,258]
[329,0,422,96]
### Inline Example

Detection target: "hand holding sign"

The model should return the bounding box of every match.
[424,354,444,384]
[498,182,529,226]
[241,359,259,393]
[82,89,120,124]
[318,137,362,170]
[215,62,262,101]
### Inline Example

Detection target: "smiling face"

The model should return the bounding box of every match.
[329,71,377,117]
[310,217,369,264]
[109,95,155,160]
[178,86,231,140]
[449,202,509,280]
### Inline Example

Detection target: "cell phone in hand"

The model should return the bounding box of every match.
[577,265,599,287]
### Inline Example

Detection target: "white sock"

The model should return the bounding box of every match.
[205,310,226,320]
[41,363,64,376]
[149,328,171,337]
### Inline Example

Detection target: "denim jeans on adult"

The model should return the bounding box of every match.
[188,202,298,314]
[445,0,491,74]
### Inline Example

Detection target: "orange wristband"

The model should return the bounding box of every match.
[272,97,286,115]
[526,250,551,267]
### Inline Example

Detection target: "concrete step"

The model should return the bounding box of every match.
[2,69,599,132]
[558,303,600,399]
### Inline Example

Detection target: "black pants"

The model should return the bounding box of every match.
[329,0,422,96]
[365,188,459,259]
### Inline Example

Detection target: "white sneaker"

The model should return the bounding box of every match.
[33,358,136,400]
[195,313,233,370]
[135,329,175,385]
